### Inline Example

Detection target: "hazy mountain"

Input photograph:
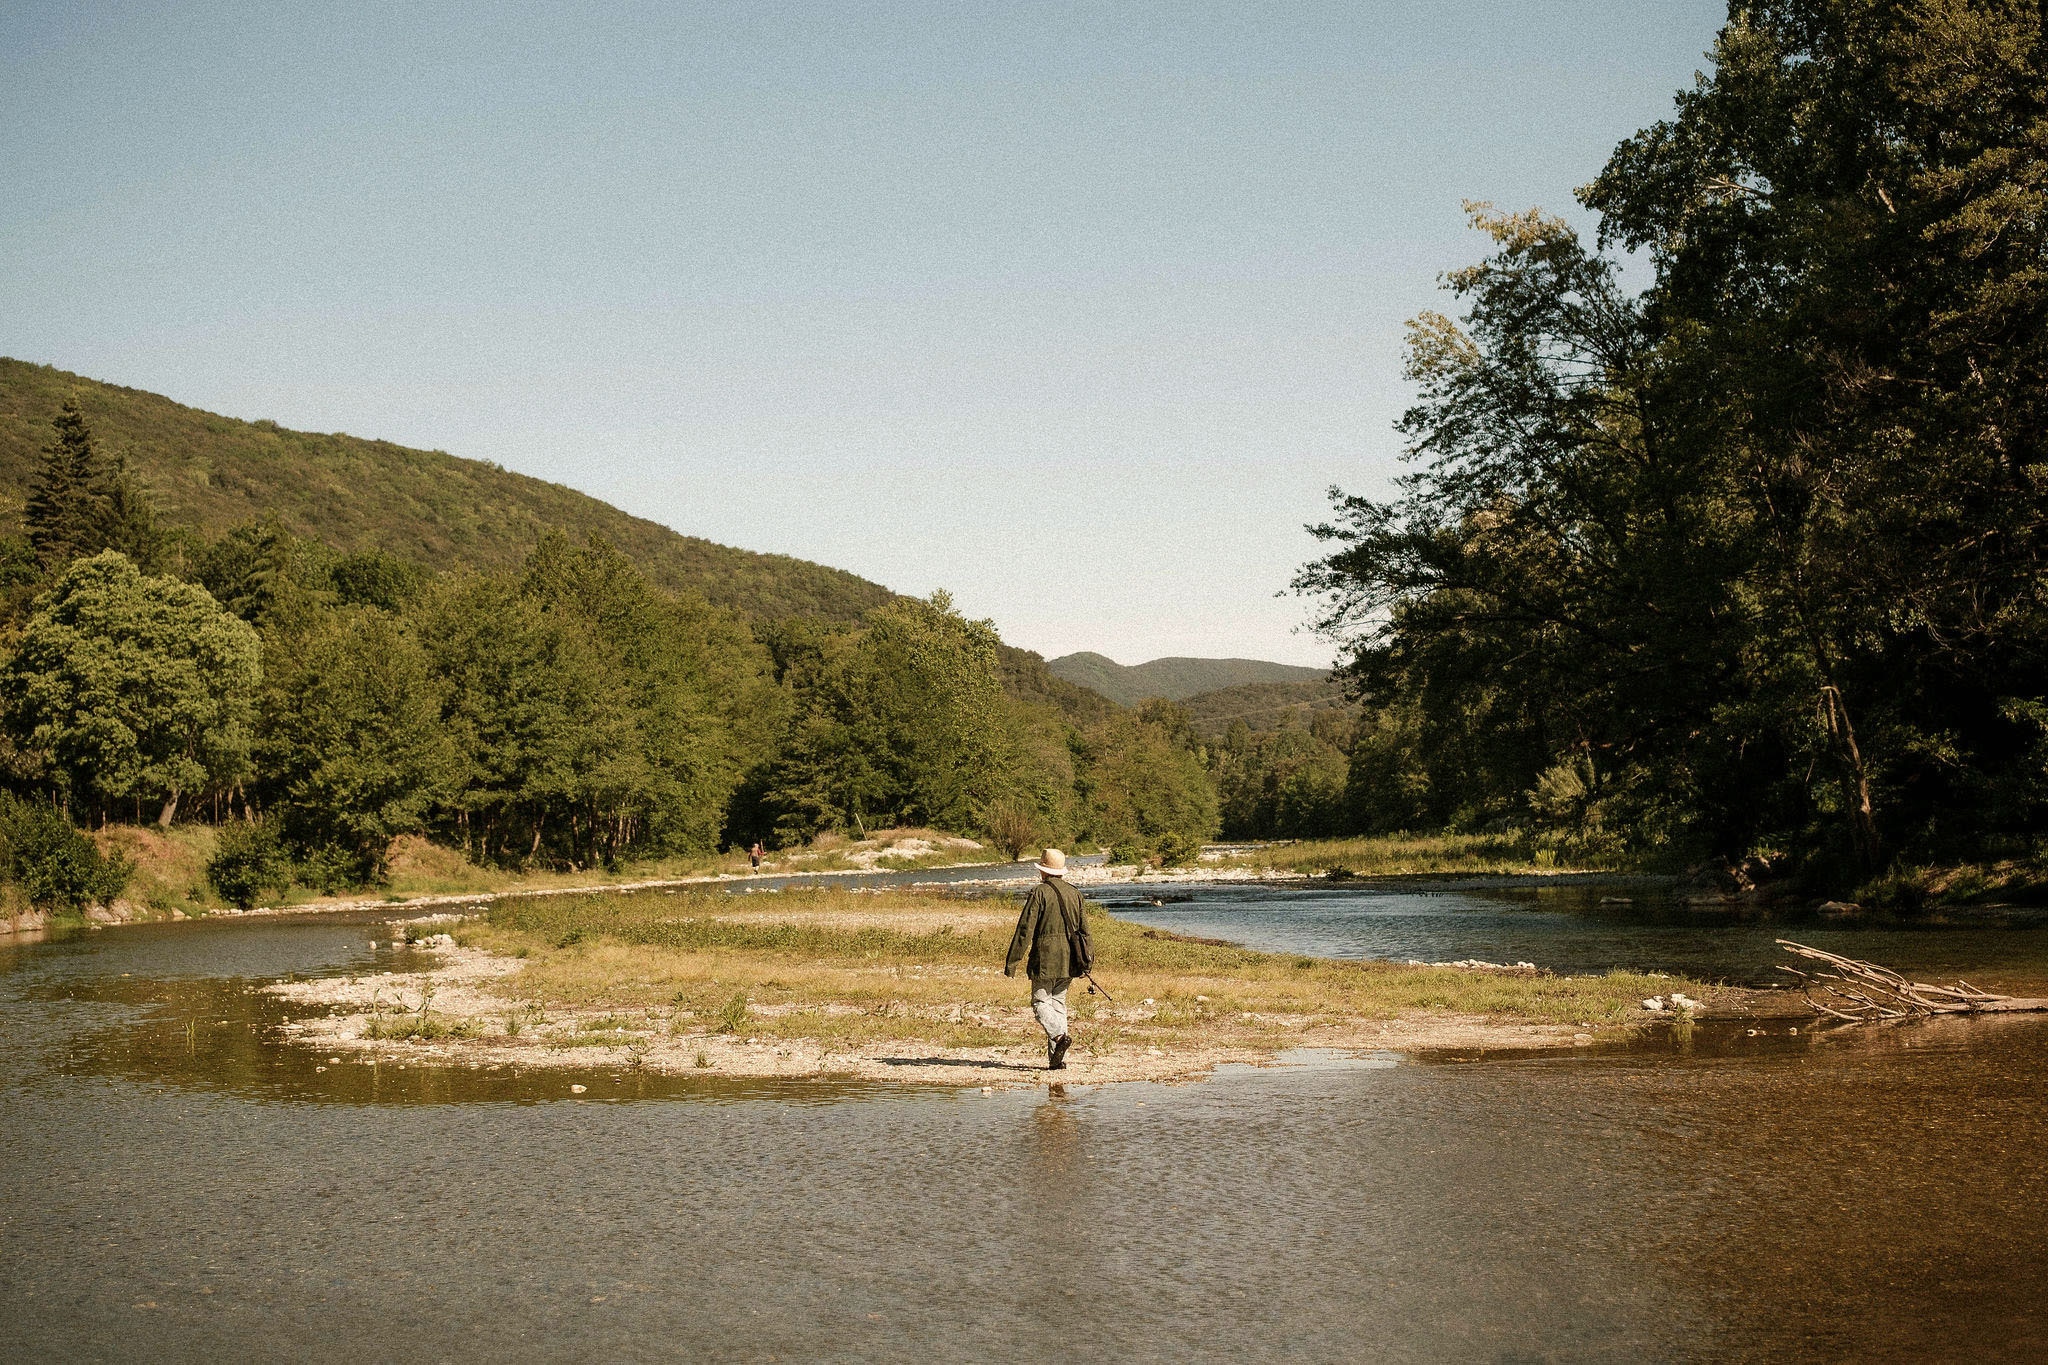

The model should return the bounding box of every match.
[0,358,891,622]
[1046,651,1329,708]
[1178,676,1352,739]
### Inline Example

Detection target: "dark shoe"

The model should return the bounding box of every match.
[1049,1035,1071,1070]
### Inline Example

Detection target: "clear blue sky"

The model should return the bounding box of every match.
[1,1,1724,666]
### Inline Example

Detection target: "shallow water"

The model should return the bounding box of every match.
[1103,878,2048,991]
[3,904,2046,1361]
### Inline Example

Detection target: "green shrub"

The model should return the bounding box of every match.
[981,797,1047,861]
[0,794,131,912]
[1106,840,1145,866]
[207,818,289,909]
[292,844,365,895]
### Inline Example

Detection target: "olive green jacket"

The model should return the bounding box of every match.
[1005,878,1092,982]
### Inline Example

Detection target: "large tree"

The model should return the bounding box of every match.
[1303,0,2048,881]
[520,534,785,857]
[415,573,639,867]
[256,606,461,882]
[1581,0,2048,870]
[4,553,261,824]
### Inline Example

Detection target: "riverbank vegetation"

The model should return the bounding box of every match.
[1211,832,1619,880]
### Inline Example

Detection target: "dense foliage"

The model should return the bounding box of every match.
[0,792,131,912]
[4,553,260,826]
[0,406,1218,907]
[1213,709,1352,842]
[1299,0,2048,886]
[1075,703,1222,864]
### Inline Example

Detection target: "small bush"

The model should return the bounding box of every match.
[982,798,1046,861]
[207,819,290,910]
[1106,840,1147,867]
[0,795,131,912]
[294,844,369,895]
[1154,831,1201,867]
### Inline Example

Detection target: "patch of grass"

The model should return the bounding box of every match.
[763,827,1002,875]
[713,992,750,1033]
[1859,856,2048,911]
[1217,832,1620,879]
[546,1030,632,1049]
[449,884,1690,1056]
[92,822,222,916]
[365,1014,480,1041]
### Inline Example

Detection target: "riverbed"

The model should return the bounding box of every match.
[3,886,2045,1360]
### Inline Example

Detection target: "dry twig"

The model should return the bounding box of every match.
[1777,939,2048,1022]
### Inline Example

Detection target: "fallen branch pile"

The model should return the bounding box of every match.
[1777,939,2048,1022]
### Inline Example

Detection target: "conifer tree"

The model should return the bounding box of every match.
[23,400,103,567]
[22,400,162,571]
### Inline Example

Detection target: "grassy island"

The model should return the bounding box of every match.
[269,886,1706,1086]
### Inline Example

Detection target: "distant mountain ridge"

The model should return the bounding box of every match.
[0,358,892,622]
[1047,651,1328,708]
[1179,676,1352,739]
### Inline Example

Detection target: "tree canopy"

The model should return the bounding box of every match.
[4,552,260,825]
[1300,0,2048,884]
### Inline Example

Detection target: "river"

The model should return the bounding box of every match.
[3,882,2045,1361]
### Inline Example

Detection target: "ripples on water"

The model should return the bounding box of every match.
[2,894,2045,1361]
[1102,878,2048,993]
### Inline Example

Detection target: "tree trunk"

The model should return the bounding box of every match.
[158,791,179,827]
[1818,684,1879,870]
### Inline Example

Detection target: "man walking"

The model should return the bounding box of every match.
[1004,848,1092,1070]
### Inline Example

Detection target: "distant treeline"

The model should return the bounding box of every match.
[0,402,1217,910]
[1297,1,2048,888]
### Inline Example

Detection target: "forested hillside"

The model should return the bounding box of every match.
[0,379,1218,916]
[1048,652,1327,707]
[1180,677,1349,742]
[0,358,891,622]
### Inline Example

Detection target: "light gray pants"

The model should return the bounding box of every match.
[1030,978,1071,1041]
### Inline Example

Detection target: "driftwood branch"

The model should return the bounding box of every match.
[1776,939,2048,1022]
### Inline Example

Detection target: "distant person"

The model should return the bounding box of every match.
[1004,848,1092,1070]
[750,841,765,871]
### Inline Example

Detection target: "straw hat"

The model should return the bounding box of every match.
[1034,847,1067,877]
